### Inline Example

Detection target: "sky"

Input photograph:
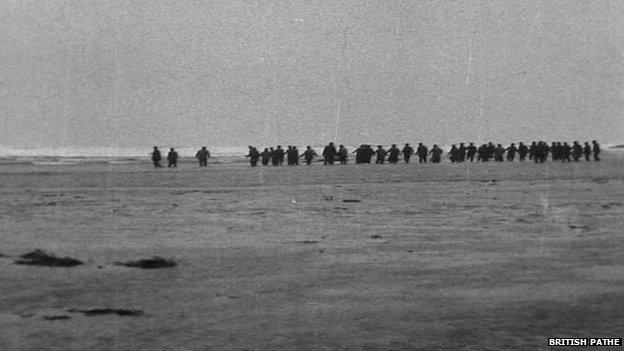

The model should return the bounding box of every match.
[1,0,623,149]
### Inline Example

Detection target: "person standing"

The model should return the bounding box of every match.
[273,145,285,166]
[259,148,271,166]
[429,144,443,163]
[195,146,211,166]
[416,143,428,163]
[337,145,348,164]
[292,146,300,165]
[518,142,528,161]
[458,143,466,162]
[387,144,400,163]
[323,142,337,165]
[448,145,459,163]
[167,148,179,168]
[592,140,601,161]
[151,146,162,168]
[301,146,317,165]
[571,141,583,162]
[374,145,387,164]
[506,143,517,161]
[583,142,592,161]
[269,147,278,166]
[401,143,414,163]
[466,143,477,162]
[247,146,260,166]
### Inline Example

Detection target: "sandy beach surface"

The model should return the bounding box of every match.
[0,153,623,350]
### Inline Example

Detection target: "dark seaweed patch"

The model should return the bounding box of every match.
[114,256,176,269]
[296,240,319,244]
[15,250,83,267]
[69,308,143,317]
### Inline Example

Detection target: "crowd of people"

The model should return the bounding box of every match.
[149,140,602,168]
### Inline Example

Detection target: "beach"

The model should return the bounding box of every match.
[0,152,623,350]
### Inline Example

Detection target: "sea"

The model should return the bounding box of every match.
[0,146,252,167]
[0,144,621,167]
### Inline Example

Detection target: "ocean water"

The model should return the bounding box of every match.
[0,146,250,166]
[0,143,621,167]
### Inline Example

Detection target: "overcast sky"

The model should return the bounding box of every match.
[1,0,623,148]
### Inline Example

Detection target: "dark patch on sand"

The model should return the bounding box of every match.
[69,308,144,317]
[296,240,319,244]
[172,190,202,195]
[114,256,176,269]
[342,199,361,203]
[34,201,58,206]
[370,234,383,239]
[569,225,589,230]
[15,250,83,267]
[42,315,71,321]
[203,190,233,194]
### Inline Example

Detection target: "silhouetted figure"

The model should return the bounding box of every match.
[561,142,572,162]
[167,148,178,167]
[374,145,387,164]
[247,146,260,166]
[466,143,477,162]
[195,146,211,166]
[429,144,443,163]
[353,145,364,164]
[260,148,271,166]
[354,144,374,164]
[286,146,298,166]
[487,142,495,161]
[338,145,348,164]
[571,141,582,162]
[323,142,337,165]
[448,145,459,163]
[387,144,400,163]
[535,141,548,163]
[269,147,277,166]
[301,146,317,165]
[151,147,162,168]
[477,144,488,162]
[458,143,466,162]
[551,142,560,161]
[364,145,375,163]
[592,140,601,161]
[506,143,517,161]
[529,141,537,161]
[583,142,592,161]
[402,143,414,163]
[292,146,299,165]
[416,143,428,163]
[518,142,528,161]
[494,144,505,162]
[273,145,285,166]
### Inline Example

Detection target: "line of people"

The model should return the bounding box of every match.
[245,141,601,166]
[150,140,601,168]
[151,146,211,168]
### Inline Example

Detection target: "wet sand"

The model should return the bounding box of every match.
[0,153,623,350]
